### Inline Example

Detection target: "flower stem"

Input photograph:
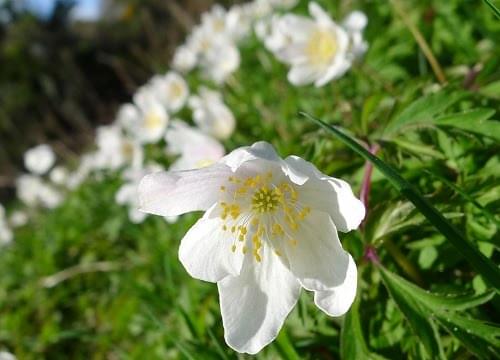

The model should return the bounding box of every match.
[360,143,380,227]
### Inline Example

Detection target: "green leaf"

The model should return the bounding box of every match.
[480,80,500,99]
[380,268,499,359]
[435,312,500,359]
[301,112,500,292]
[424,170,500,228]
[341,294,387,360]
[435,109,500,142]
[383,90,467,136]
[380,267,495,312]
[274,330,301,360]
[379,268,445,359]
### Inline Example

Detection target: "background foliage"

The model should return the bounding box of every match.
[1,0,499,358]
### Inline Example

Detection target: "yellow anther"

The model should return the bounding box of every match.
[240,227,247,235]
[254,253,262,262]
[220,186,226,191]
[274,250,282,257]
[222,225,227,231]
[231,226,236,233]
[239,235,245,242]
[242,246,248,254]
[289,239,298,246]
[231,245,236,252]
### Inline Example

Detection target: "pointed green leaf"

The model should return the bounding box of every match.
[380,266,495,311]
[435,109,500,142]
[341,294,388,360]
[383,90,467,135]
[435,312,500,359]
[380,268,499,358]
[300,112,500,292]
[379,267,445,359]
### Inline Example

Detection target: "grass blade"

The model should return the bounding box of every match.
[483,0,500,18]
[300,112,500,292]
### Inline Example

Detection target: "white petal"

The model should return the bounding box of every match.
[283,209,350,291]
[179,205,244,282]
[287,64,322,86]
[309,2,335,27]
[138,163,233,217]
[218,246,301,354]
[314,254,357,316]
[285,156,365,232]
[220,141,280,171]
[342,11,368,32]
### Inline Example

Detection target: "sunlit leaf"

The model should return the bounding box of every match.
[301,112,500,292]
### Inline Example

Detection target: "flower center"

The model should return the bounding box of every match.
[252,186,280,213]
[144,113,162,130]
[306,29,337,65]
[218,172,311,263]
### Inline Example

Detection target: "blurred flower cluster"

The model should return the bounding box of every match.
[1,0,367,264]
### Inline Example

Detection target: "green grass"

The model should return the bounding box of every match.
[1,0,499,358]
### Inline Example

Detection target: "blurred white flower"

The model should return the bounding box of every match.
[16,175,63,209]
[202,41,241,84]
[49,166,69,186]
[342,11,368,59]
[94,125,144,170]
[149,72,189,113]
[9,210,28,228]
[0,351,16,360]
[172,44,198,73]
[188,88,235,140]
[129,89,170,144]
[0,204,13,245]
[265,2,367,87]
[165,120,225,170]
[116,165,176,224]
[24,144,56,175]
[66,154,96,190]
[139,141,364,354]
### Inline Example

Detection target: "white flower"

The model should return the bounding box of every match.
[138,141,364,354]
[165,120,225,170]
[0,351,16,360]
[265,2,366,87]
[202,40,241,84]
[188,88,236,140]
[49,166,69,186]
[16,175,62,209]
[116,165,176,224]
[24,144,56,175]
[126,89,169,144]
[0,204,13,245]
[342,10,368,59]
[66,154,96,190]
[94,125,143,170]
[172,44,198,73]
[9,210,28,228]
[149,72,189,113]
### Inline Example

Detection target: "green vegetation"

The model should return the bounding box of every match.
[1,0,499,358]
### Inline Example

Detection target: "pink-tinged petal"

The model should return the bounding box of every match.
[314,254,357,316]
[138,163,233,217]
[218,246,301,354]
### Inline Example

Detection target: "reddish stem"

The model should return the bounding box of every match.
[359,143,380,225]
